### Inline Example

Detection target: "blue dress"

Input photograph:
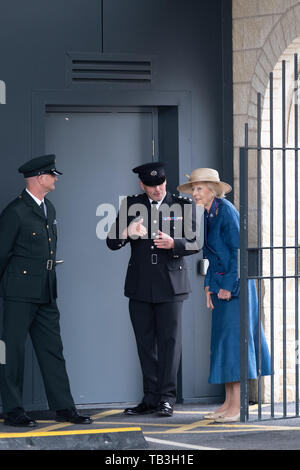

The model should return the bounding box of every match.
[203,198,271,384]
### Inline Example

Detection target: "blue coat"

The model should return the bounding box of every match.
[203,198,271,384]
[203,197,240,296]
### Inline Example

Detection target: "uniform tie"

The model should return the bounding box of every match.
[40,201,47,218]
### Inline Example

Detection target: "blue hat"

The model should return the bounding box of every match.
[132,162,166,186]
[18,154,63,178]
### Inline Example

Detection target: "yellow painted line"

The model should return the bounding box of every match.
[0,409,122,432]
[165,419,213,433]
[0,427,142,439]
[143,429,263,435]
[35,421,56,424]
[233,424,300,431]
[143,426,276,435]
[95,420,180,428]
[34,409,123,433]
[34,422,74,433]
[90,409,123,420]
[163,419,261,433]
[144,423,300,435]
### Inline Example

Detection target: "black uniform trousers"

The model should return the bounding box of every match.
[129,299,183,407]
[0,299,75,414]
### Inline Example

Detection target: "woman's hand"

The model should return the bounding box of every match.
[217,288,231,301]
[205,286,214,310]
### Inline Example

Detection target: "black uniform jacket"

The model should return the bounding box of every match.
[0,189,58,303]
[106,191,200,303]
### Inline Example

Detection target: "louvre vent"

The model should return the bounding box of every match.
[66,53,152,85]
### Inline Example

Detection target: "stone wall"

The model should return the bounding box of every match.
[233,0,300,403]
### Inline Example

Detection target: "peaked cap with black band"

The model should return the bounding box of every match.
[132,162,166,186]
[18,154,63,178]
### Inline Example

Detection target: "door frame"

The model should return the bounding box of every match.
[31,88,192,406]
[31,89,192,180]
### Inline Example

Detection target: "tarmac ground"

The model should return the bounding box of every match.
[1,402,300,452]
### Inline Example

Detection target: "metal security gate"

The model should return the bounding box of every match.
[240,54,300,422]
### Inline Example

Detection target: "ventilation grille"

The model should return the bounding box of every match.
[66,53,152,85]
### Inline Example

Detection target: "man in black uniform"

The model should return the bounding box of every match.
[0,154,92,427]
[107,162,200,416]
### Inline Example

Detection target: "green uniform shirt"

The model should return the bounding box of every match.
[0,189,58,303]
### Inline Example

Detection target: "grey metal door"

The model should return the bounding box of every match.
[45,109,155,404]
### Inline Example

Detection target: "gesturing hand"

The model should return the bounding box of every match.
[153,230,175,249]
[129,218,147,238]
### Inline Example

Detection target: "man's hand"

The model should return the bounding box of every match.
[154,230,174,249]
[122,218,147,239]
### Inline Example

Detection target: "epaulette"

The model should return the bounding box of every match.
[172,194,193,203]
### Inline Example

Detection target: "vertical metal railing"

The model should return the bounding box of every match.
[282,60,287,417]
[257,92,262,420]
[269,71,275,418]
[240,142,249,423]
[240,54,300,422]
[295,53,299,417]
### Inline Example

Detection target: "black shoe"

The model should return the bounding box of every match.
[157,401,173,417]
[4,410,37,428]
[124,402,157,416]
[56,408,93,424]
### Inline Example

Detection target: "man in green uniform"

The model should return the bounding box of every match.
[0,154,92,427]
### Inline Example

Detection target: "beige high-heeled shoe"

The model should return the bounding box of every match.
[214,412,240,423]
[203,411,226,419]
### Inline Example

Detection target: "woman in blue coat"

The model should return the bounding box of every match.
[178,168,271,422]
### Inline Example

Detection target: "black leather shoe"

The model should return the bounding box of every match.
[157,401,174,417]
[56,408,93,424]
[124,402,157,416]
[4,410,37,427]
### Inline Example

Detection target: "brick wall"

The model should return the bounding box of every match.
[233,0,300,403]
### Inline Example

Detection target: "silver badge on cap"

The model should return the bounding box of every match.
[151,170,157,176]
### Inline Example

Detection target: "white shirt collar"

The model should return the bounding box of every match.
[26,188,44,206]
[148,192,166,209]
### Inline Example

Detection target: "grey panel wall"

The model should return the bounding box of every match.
[0,0,232,407]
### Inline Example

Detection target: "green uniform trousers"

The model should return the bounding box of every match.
[0,300,75,414]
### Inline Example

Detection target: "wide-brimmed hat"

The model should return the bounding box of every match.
[177,168,232,194]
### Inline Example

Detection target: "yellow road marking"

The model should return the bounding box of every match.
[143,423,300,435]
[35,421,56,424]
[165,419,213,433]
[33,422,74,433]
[33,409,123,433]
[90,409,122,420]
[95,420,180,428]
[143,429,263,435]
[0,427,142,439]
